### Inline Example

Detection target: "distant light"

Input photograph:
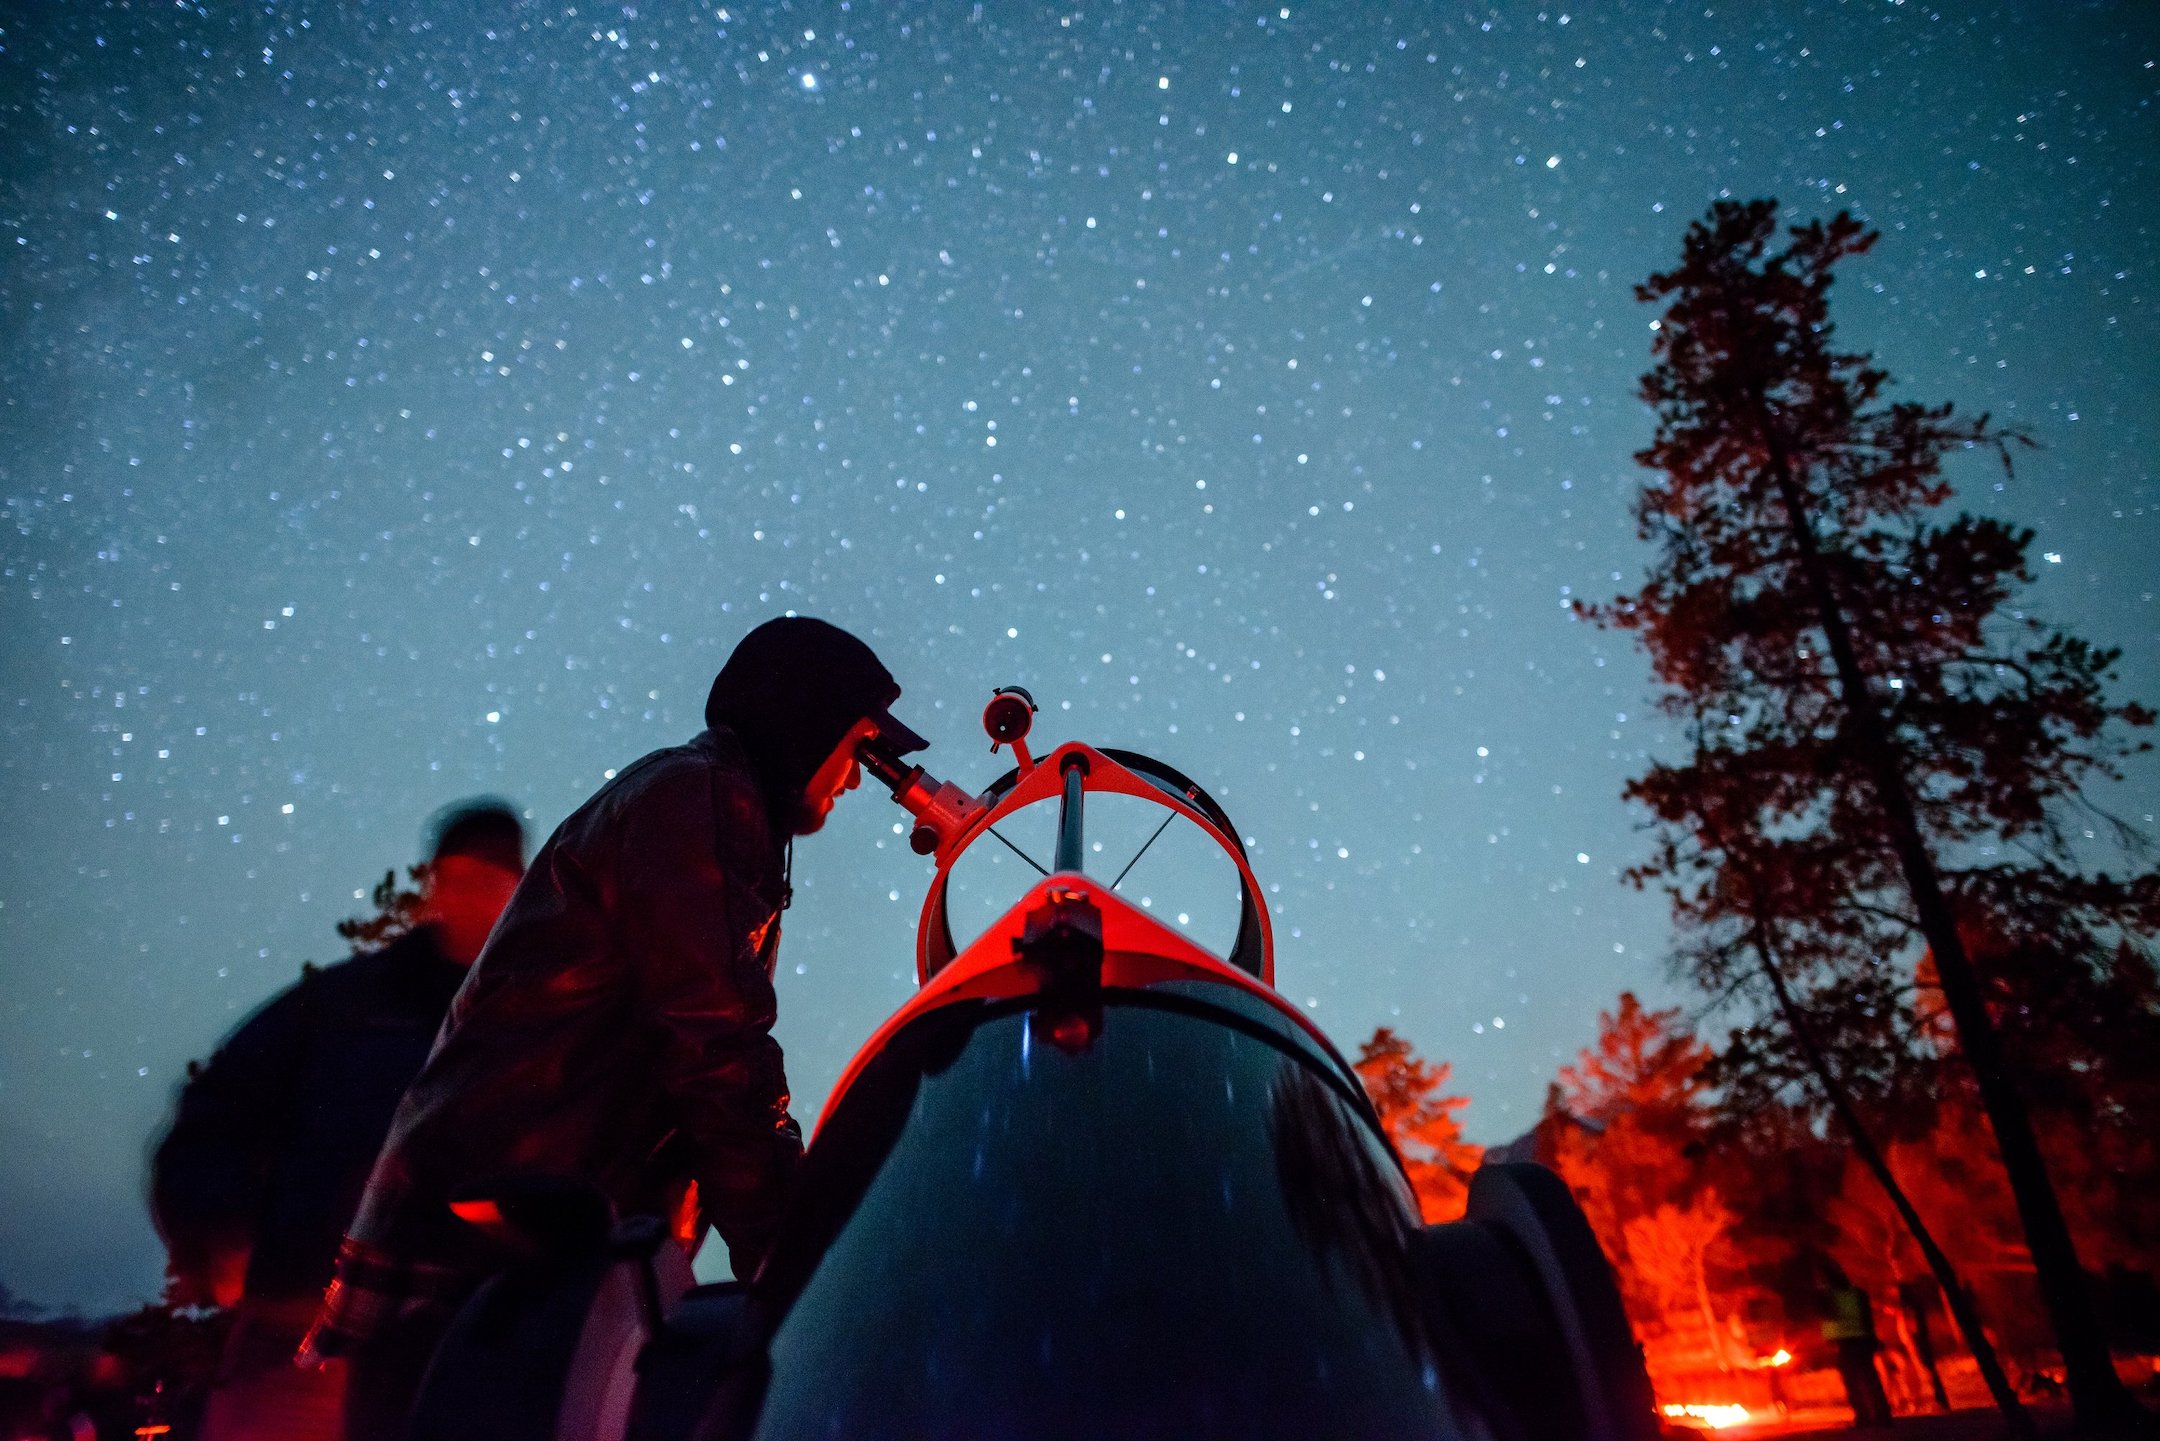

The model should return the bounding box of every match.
[2044,551,2062,563]
[281,803,294,814]
[1546,154,1561,168]
[1662,1404,1752,1429]
[799,72,817,90]
[486,711,501,723]
[1226,151,1239,165]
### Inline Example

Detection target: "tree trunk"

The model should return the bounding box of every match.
[1884,1299,1929,1414]
[1693,1243,1728,1375]
[1758,428,2143,1431]
[1744,914,2029,1431]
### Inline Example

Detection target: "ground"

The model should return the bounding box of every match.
[1680,1404,2081,1439]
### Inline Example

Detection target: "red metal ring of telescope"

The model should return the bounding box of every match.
[913,741,1275,987]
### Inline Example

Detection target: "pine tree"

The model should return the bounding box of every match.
[1589,197,2157,1429]
[1548,997,1713,1266]
[1352,1027,1483,1223]
[1557,991,1711,1125]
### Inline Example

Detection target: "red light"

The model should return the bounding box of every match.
[1044,1011,1096,1053]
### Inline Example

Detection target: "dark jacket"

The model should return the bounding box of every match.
[346,728,801,1278]
[151,928,468,1300]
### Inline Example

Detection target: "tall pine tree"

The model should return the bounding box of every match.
[1590,199,2157,1429]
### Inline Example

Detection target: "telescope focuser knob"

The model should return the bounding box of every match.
[908,823,940,856]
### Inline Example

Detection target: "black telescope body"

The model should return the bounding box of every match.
[409,720,1657,1441]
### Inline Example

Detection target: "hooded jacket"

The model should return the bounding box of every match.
[347,620,899,1280]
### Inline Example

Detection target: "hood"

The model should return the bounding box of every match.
[704,617,900,829]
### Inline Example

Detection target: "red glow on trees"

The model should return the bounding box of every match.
[1351,1028,1482,1224]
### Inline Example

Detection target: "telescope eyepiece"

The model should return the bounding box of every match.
[856,730,917,790]
[983,686,1037,747]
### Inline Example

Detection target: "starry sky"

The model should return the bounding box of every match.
[3,0,2155,1314]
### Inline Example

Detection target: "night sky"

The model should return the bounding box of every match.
[3,1,2155,1314]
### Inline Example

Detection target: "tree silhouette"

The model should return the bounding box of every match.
[1588,197,2157,1428]
[335,865,428,952]
[1352,1027,1482,1223]
[1670,798,2026,1423]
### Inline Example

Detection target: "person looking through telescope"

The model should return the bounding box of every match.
[301,616,925,1441]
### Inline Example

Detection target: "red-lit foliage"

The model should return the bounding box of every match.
[1529,982,2160,1420]
[1352,1028,1482,1223]
[1540,996,1771,1393]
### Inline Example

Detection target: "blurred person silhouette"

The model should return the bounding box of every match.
[1817,1257,1894,1430]
[150,800,526,1441]
[302,617,922,1441]
[1894,1273,1951,1412]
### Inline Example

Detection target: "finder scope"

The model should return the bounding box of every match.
[982,685,1037,747]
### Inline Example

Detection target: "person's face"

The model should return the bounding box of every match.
[797,717,879,835]
[423,853,523,965]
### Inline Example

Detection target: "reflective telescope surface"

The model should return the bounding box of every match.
[749,986,1495,1440]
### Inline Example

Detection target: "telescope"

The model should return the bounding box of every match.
[410,690,1658,1440]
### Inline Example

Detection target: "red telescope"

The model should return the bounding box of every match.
[409,691,1658,1441]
